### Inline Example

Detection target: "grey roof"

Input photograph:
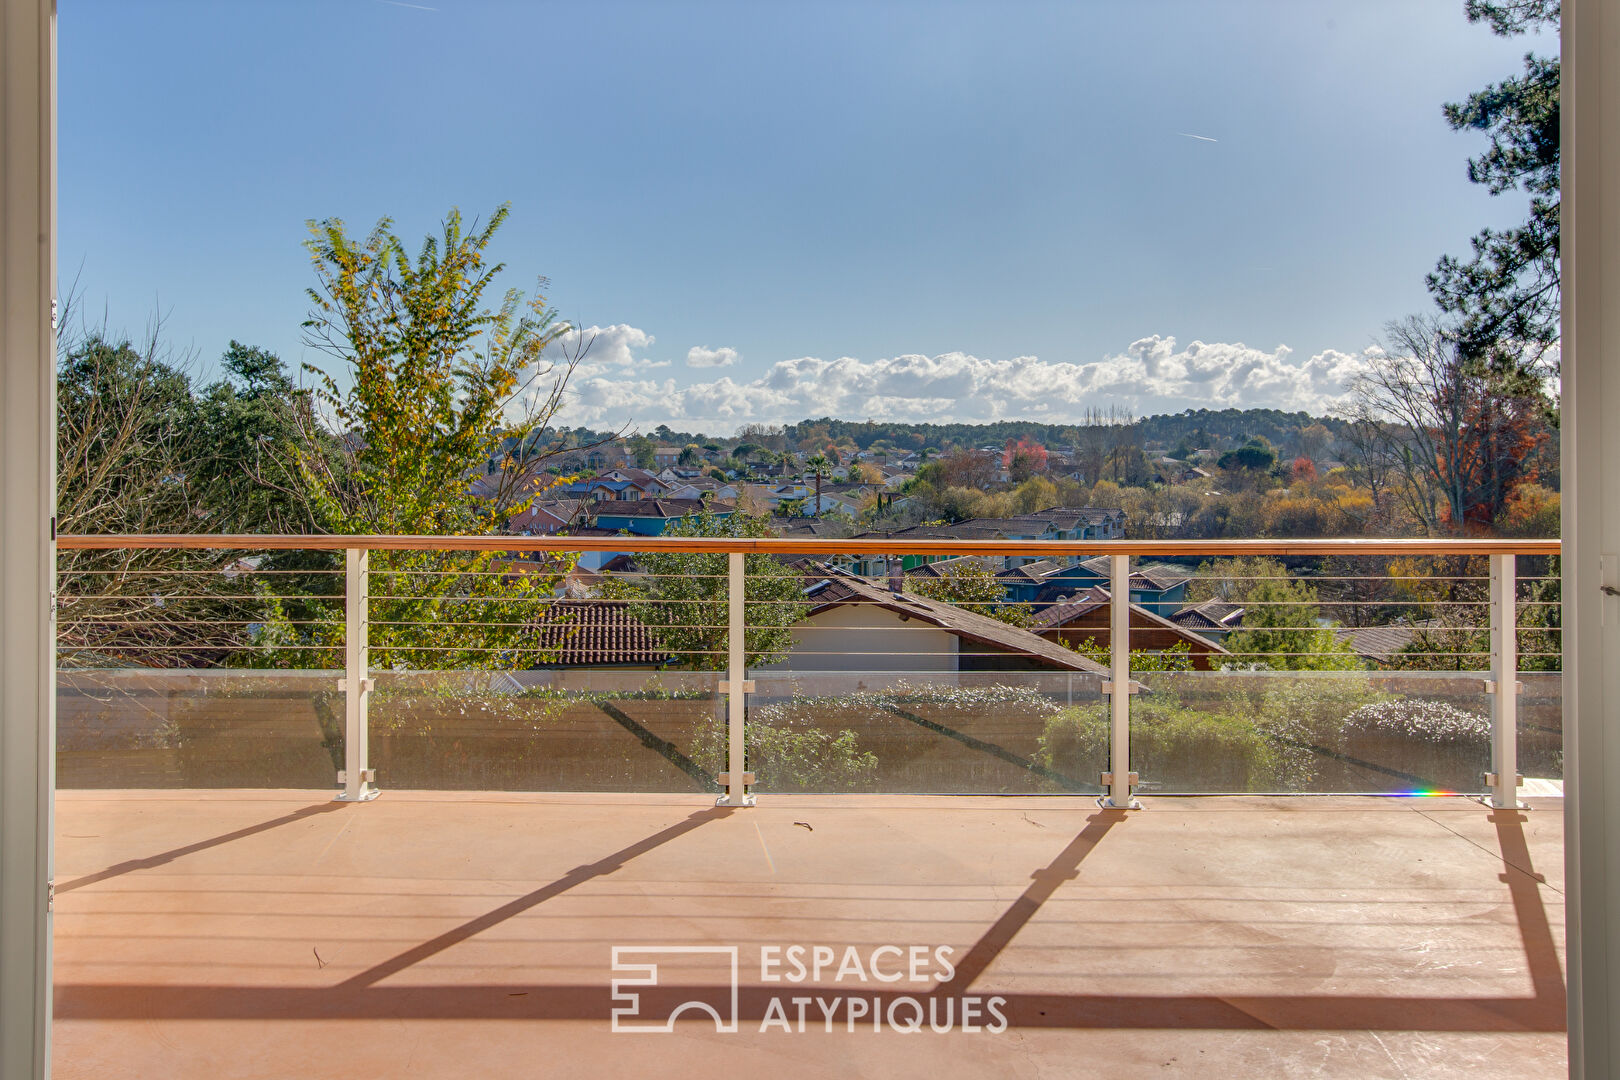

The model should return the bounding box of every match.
[1168,600,1245,631]
[995,559,1066,584]
[1332,623,1430,663]
[1078,556,1193,592]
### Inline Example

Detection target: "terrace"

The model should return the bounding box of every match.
[46,532,1567,1077]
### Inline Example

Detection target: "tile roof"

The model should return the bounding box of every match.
[1332,622,1433,663]
[1168,600,1245,632]
[529,599,670,666]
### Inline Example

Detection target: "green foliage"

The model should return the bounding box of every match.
[1217,437,1277,472]
[1036,701,1288,792]
[601,510,807,670]
[254,206,578,669]
[1221,576,1363,671]
[1430,2,1561,369]
[908,559,1032,627]
[692,712,877,793]
[1067,638,1195,672]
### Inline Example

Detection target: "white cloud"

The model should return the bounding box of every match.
[686,345,740,368]
[537,326,1374,432]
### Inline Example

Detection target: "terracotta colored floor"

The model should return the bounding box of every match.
[51,791,1567,1079]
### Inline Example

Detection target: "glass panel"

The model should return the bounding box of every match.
[1519,671,1563,782]
[56,669,343,790]
[367,669,723,792]
[1125,670,1506,794]
[744,671,1106,794]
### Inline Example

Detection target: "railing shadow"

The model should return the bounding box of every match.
[55,800,347,894]
[53,801,1566,1033]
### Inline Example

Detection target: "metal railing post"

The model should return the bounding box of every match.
[717,550,754,806]
[339,545,377,801]
[1103,553,1139,809]
[1487,552,1522,809]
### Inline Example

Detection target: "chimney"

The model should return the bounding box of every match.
[888,559,904,594]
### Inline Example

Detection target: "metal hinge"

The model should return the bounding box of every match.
[1483,773,1524,788]
[336,677,376,693]
[716,771,757,786]
[1100,771,1140,786]
[1481,680,1525,695]
[46,878,54,912]
[1101,680,1142,696]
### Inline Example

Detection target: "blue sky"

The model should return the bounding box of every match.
[61,0,1556,433]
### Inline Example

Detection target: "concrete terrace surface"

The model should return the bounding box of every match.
[51,791,1566,1079]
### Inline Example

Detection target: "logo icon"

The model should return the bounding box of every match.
[610,946,740,1033]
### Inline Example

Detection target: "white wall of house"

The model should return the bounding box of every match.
[764,606,959,672]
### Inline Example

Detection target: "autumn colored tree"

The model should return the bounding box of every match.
[1003,436,1048,482]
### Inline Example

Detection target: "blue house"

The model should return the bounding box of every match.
[1035,556,1192,617]
[589,498,735,536]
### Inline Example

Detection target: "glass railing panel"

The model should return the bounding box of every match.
[1519,671,1563,784]
[1123,669,1514,794]
[366,669,723,792]
[56,669,344,790]
[743,670,1106,794]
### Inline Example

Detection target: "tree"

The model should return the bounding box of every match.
[805,453,832,516]
[908,560,1033,627]
[1351,314,1551,532]
[1222,576,1362,671]
[628,435,657,469]
[1003,436,1048,482]
[1428,0,1561,372]
[267,205,583,669]
[602,511,807,669]
[1218,437,1277,474]
[678,443,702,466]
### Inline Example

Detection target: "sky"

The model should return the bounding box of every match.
[61,0,1557,435]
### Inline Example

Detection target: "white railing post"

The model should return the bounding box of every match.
[1103,553,1139,809]
[339,545,377,801]
[1487,552,1522,809]
[717,550,754,806]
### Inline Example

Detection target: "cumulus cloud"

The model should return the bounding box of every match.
[542,324,667,374]
[686,345,740,368]
[540,326,1374,432]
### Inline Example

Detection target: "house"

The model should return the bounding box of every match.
[765,569,1109,675]
[506,498,590,536]
[1064,556,1191,616]
[1167,599,1245,642]
[589,498,735,536]
[1030,588,1232,670]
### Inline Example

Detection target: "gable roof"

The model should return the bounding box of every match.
[1168,599,1245,632]
[1030,587,1229,654]
[995,559,1066,585]
[1078,556,1192,591]
[802,568,1108,674]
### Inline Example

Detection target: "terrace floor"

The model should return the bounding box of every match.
[51,790,1567,1079]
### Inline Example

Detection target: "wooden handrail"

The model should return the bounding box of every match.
[55,534,1563,557]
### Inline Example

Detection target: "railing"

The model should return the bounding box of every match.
[55,534,1562,810]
